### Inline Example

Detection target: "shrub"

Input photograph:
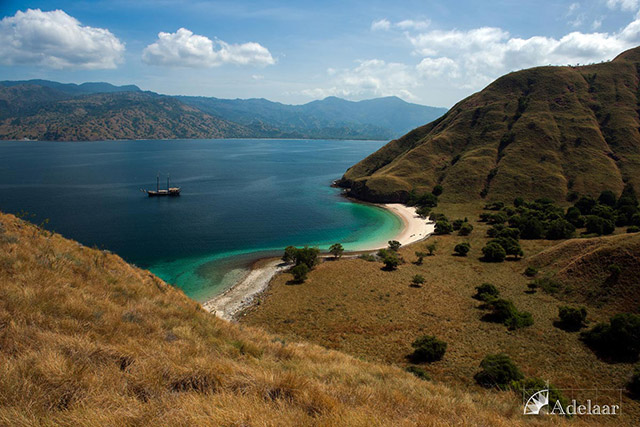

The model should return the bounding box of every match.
[557,306,587,331]
[524,266,538,277]
[513,197,525,207]
[585,215,615,235]
[519,217,545,239]
[474,354,524,390]
[533,277,561,294]
[282,245,297,263]
[388,240,401,251]
[482,242,506,262]
[358,253,376,262]
[409,192,438,208]
[409,335,447,363]
[290,264,309,283]
[487,212,508,225]
[426,242,437,256]
[414,251,427,265]
[329,243,344,259]
[411,274,425,287]
[565,206,584,228]
[458,222,473,236]
[628,226,640,233]
[434,220,453,235]
[628,365,640,398]
[608,263,622,282]
[379,250,401,271]
[416,206,431,219]
[496,227,520,240]
[598,190,617,207]
[429,212,447,222]
[432,185,443,196]
[545,219,575,240]
[474,283,499,301]
[283,246,320,269]
[484,298,534,329]
[452,219,464,230]
[581,313,640,362]
[484,202,505,211]
[405,365,430,381]
[575,196,597,215]
[454,242,470,256]
[492,237,523,259]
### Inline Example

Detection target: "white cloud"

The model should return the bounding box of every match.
[302,59,419,101]
[607,0,639,11]
[142,28,275,67]
[371,19,391,31]
[371,18,430,32]
[416,57,459,78]
[568,3,580,14]
[0,9,124,69]
[592,19,603,30]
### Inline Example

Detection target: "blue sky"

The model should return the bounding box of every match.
[1,0,640,107]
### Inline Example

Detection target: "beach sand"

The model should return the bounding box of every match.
[204,203,434,320]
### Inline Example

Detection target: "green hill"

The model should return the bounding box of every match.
[338,46,640,203]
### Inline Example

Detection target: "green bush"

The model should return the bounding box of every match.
[484,298,534,329]
[533,277,561,294]
[474,354,524,390]
[545,219,575,240]
[416,206,431,219]
[628,365,640,398]
[378,249,401,271]
[358,253,376,262]
[481,242,506,262]
[434,220,453,235]
[388,240,401,251]
[519,217,545,239]
[290,263,310,283]
[565,206,585,228]
[585,215,615,235]
[411,274,425,287]
[581,313,640,362]
[414,251,427,265]
[458,222,473,236]
[405,365,430,381]
[492,237,523,259]
[474,283,500,301]
[329,243,344,259]
[409,335,447,363]
[432,185,443,196]
[454,242,471,256]
[282,246,320,269]
[628,226,640,233]
[524,266,538,277]
[452,219,464,230]
[598,190,617,207]
[426,242,437,256]
[557,306,587,331]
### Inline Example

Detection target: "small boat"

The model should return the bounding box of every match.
[142,174,181,197]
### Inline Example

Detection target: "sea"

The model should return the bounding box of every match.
[0,139,402,301]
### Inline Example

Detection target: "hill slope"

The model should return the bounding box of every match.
[0,87,251,141]
[529,232,640,313]
[0,212,535,425]
[338,46,640,203]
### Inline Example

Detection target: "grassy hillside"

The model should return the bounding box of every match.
[0,211,543,425]
[338,46,640,203]
[528,233,640,313]
[0,87,251,141]
[242,202,640,424]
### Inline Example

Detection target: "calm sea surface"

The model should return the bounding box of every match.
[0,139,401,301]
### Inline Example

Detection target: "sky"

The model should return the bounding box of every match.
[2,1,640,107]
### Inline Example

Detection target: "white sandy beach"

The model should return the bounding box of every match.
[204,203,434,320]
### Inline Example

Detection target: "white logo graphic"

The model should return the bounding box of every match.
[524,389,549,415]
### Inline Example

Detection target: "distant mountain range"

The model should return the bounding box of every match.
[339,46,640,203]
[0,79,447,141]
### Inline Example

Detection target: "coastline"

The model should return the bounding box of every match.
[204,203,434,320]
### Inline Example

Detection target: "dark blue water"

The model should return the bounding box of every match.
[0,139,401,300]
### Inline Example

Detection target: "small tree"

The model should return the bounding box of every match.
[581,313,640,362]
[474,354,524,390]
[545,219,576,240]
[524,266,538,277]
[329,243,344,259]
[557,306,587,331]
[426,242,437,256]
[454,242,471,256]
[290,263,310,283]
[458,222,473,236]
[432,185,444,196]
[411,274,425,287]
[282,245,297,263]
[379,250,400,271]
[388,240,402,251]
[474,283,500,302]
[628,365,640,399]
[434,220,453,235]
[482,242,506,262]
[416,206,430,219]
[414,251,427,265]
[409,335,447,363]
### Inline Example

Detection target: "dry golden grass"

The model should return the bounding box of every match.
[0,211,568,426]
[242,203,639,425]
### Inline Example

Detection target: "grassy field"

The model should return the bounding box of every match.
[0,210,571,426]
[241,202,640,424]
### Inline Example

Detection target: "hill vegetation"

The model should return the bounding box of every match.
[0,211,536,425]
[338,46,640,203]
[0,80,446,141]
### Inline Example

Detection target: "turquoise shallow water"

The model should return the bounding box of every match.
[0,139,401,301]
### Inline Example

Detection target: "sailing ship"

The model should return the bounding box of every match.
[142,174,181,197]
